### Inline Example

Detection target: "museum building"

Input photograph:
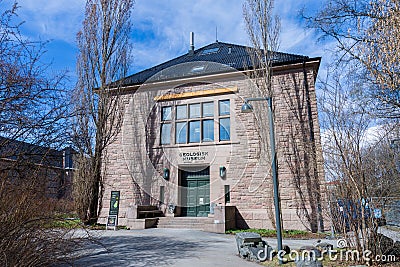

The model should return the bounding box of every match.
[99,37,327,233]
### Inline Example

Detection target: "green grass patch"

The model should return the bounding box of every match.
[225,228,327,239]
[41,217,82,229]
[88,224,129,230]
[51,218,82,229]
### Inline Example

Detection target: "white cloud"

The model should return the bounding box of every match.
[15,0,85,43]
[8,0,334,77]
[130,0,247,71]
[130,0,332,72]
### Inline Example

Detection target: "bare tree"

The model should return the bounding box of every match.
[243,0,280,96]
[362,0,400,112]
[72,0,134,224]
[243,0,281,230]
[303,0,400,260]
[0,2,70,145]
[243,0,325,232]
[0,1,84,265]
[304,0,400,117]
[320,63,400,261]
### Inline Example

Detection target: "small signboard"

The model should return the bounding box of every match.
[106,215,117,230]
[108,191,120,230]
[109,191,120,216]
[179,151,209,163]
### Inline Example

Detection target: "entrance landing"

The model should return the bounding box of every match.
[157,217,216,231]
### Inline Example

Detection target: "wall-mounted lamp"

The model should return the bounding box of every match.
[219,166,226,178]
[163,168,170,180]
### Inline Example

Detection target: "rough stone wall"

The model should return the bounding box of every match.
[100,63,327,231]
[271,66,327,231]
[0,158,72,199]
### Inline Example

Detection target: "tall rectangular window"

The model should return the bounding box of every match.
[160,123,171,144]
[219,118,230,141]
[219,100,230,115]
[161,106,172,145]
[189,103,201,118]
[202,102,214,117]
[219,99,230,141]
[162,106,172,121]
[189,120,201,143]
[160,186,165,204]
[224,185,230,203]
[176,105,187,120]
[176,122,187,144]
[202,119,214,141]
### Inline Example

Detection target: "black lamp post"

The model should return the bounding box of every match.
[241,97,283,264]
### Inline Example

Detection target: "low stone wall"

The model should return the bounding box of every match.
[127,218,158,229]
[0,158,73,199]
[386,200,400,227]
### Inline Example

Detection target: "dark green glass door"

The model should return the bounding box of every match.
[181,167,210,217]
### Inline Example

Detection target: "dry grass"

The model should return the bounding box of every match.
[0,172,86,266]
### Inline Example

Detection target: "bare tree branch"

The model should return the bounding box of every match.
[72,0,134,224]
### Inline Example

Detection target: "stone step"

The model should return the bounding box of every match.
[157,217,213,222]
[157,221,214,226]
[156,217,215,230]
[157,223,211,227]
[157,221,210,225]
[157,225,210,230]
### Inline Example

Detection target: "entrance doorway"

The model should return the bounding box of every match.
[181,167,210,217]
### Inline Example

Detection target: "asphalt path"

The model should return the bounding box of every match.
[66,228,263,267]
[63,226,398,267]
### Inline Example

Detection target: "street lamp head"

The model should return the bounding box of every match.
[241,102,253,113]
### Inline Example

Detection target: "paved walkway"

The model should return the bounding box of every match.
[66,228,336,267]
[68,228,261,267]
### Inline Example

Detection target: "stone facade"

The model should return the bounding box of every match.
[99,58,328,232]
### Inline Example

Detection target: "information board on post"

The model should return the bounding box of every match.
[107,191,120,230]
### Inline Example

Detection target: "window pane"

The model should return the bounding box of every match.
[224,185,230,203]
[176,105,187,120]
[161,123,171,144]
[219,100,230,115]
[219,118,230,141]
[202,119,214,142]
[176,122,187,144]
[162,106,171,121]
[189,120,201,143]
[160,186,165,204]
[189,103,201,118]
[202,102,214,117]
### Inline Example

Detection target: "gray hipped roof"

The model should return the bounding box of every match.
[122,41,311,86]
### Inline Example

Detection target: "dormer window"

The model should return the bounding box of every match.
[199,47,220,55]
[190,66,205,73]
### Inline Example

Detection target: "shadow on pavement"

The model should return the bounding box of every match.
[65,235,208,266]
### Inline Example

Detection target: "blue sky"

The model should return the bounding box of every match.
[9,0,330,86]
